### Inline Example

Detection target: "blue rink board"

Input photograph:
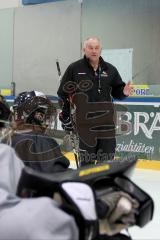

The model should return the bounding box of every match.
[5,96,160,103]
[115,97,160,103]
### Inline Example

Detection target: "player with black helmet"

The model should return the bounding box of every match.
[11,90,70,173]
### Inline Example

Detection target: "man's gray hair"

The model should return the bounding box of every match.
[83,37,102,48]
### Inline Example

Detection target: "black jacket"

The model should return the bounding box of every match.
[57,56,126,116]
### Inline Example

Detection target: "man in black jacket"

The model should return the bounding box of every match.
[57,37,133,166]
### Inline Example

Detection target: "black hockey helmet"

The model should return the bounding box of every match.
[13,91,56,127]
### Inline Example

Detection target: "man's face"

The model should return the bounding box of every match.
[83,39,102,63]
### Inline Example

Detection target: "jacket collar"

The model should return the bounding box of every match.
[83,55,107,70]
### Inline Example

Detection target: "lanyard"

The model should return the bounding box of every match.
[95,65,102,94]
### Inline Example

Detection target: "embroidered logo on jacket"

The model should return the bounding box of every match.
[101,71,108,77]
[78,72,87,75]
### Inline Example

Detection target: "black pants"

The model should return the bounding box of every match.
[79,138,116,166]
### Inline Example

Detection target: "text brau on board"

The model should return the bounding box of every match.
[117,111,160,139]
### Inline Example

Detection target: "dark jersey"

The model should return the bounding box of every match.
[11,131,70,173]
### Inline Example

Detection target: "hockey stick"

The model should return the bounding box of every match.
[56,59,80,168]
[56,59,62,82]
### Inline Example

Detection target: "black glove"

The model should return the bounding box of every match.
[59,111,73,131]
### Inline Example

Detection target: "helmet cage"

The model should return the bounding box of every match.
[13,92,56,127]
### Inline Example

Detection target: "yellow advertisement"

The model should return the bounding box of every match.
[79,164,110,177]
[0,88,12,96]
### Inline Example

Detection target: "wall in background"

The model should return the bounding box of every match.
[0,0,81,96]
[82,0,160,85]
[13,0,81,95]
[0,8,14,88]
[0,0,21,9]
